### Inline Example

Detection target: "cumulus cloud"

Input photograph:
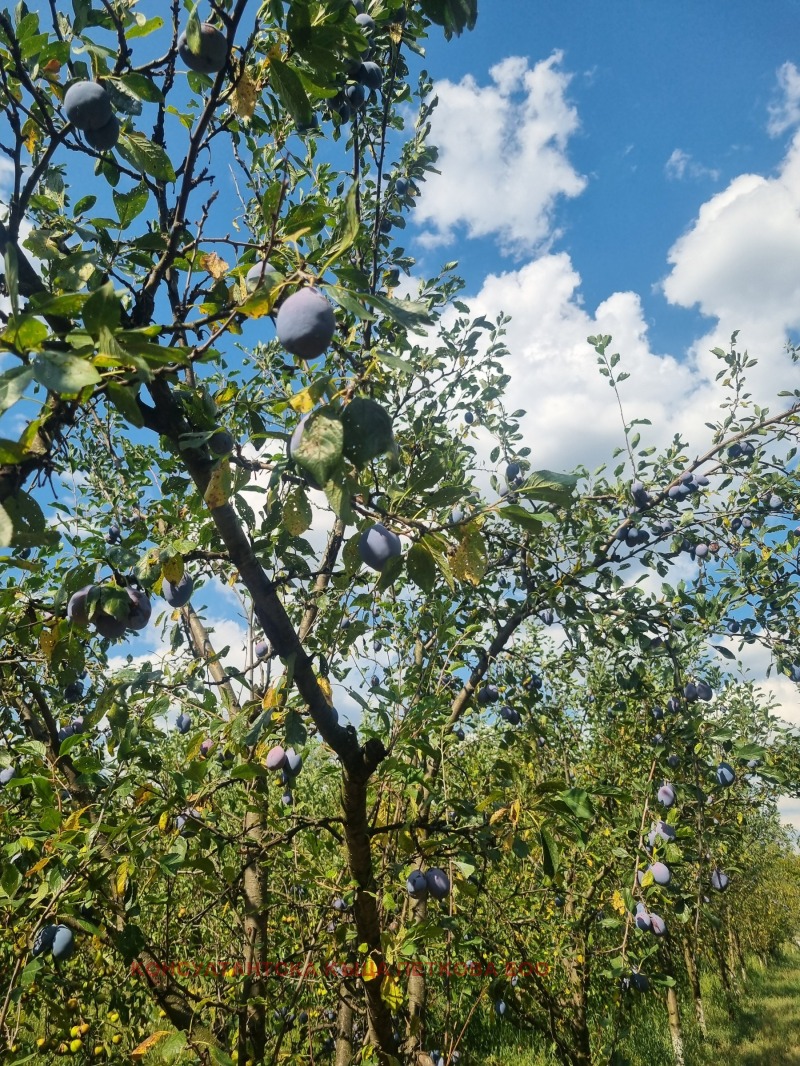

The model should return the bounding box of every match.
[463,252,698,473]
[414,52,586,254]
[768,60,800,137]
[662,130,800,394]
[665,148,720,182]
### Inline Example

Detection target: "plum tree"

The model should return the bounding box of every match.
[177,22,227,74]
[275,289,336,360]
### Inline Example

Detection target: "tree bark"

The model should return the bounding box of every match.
[682,942,707,1037]
[335,996,355,1066]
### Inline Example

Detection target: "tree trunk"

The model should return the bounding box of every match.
[665,985,685,1066]
[405,896,427,1057]
[335,997,355,1066]
[711,930,736,1019]
[682,942,707,1037]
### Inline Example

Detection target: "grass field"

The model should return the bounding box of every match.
[443,944,800,1065]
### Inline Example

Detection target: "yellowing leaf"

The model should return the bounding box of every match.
[262,687,280,710]
[510,798,521,826]
[204,459,231,509]
[62,807,90,832]
[232,68,257,119]
[26,856,51,876]
[451,524,487,586]
[610,890,626,915]
[116,860,129,898]
[489,807,508,826]
[318,677,333,704]
[381,973,403,1010]
[162,555,184,585]
[362,956,379,982]
[158,812,170,833]
[131,1031,170,1060]
[22,118,41,154]
[289,387,314,414]
[201,252,229,280]
[39,628,57,660]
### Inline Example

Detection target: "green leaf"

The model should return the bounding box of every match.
[406,542,436,593]
[499,504,545,534]
[0,366,34,414]
[558,788,595,820]
[113,182,148,228]
[283,486,313,536]
[292,411,344,488]
[106,382,144,427]
[31,351,101,394]
[419,0,478,37]
[269,57,315,128]
[341,397,395,467]
[114,72,164,103]
[1,313,48,353]
[83,281,122,335]
[540,825,560,878]
[117,131,177,183]
[714,644,736,660]
[0,490,58,548]
[320,184,360,272]
[523,470,579,508]
[333,288,434,334]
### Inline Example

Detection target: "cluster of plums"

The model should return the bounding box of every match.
[67,568,194,640]
[67,582,151,639]
[63,81,120,151]
[267,744,303,805]
[406,867,450,901]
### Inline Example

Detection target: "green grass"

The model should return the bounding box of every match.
[460,944,800,1065]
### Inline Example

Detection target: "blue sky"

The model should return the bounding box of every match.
[414,1,799,354]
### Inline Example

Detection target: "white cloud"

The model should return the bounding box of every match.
[665,148,720,182]
[662,129,800,395]
[464,252,698,473]
[768,61,800,137]
[414,52,586,254]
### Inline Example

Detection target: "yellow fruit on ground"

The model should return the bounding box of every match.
[158,1009,167,1018]
[70,1026,81,1038]
[67,998,79,1010]
[107,1012,119,1023]
[111,1035,122,1045]
[36,1037,47,1049]
[79,1024,90,1035]
[231,1053,238,1063]
[93,1047,104,1057]
[58,1044,68,1055]
[70,1039,83,1053]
